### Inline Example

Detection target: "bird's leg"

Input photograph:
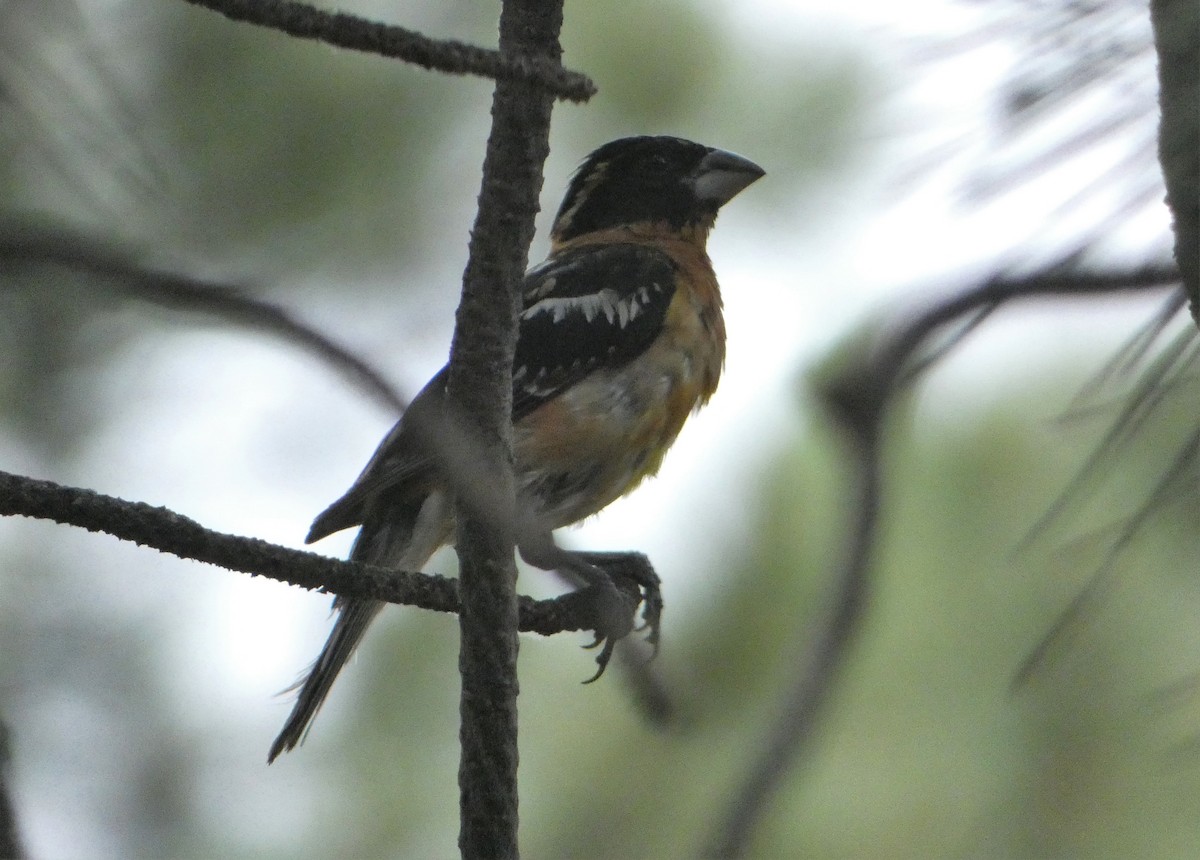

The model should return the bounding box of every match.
[517,533,657,681]
[567,550,662,656]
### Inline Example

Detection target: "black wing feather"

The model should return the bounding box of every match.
[308,244,677,539]
[306,368,448,542]
[513,243,677,419]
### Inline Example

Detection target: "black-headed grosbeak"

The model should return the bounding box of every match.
[269,136,763,761]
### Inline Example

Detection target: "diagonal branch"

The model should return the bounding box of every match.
[0,469,609,636]
[705,263,1181,858]
[179,0,596,103]
[0,222,407,415]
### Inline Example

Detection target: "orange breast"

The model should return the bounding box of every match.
[512,232,725,528]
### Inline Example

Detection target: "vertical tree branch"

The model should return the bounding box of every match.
[0,721,24,860]
[447,1,562,856]
[1149,0,1199,315]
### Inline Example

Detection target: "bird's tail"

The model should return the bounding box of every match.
[268,597,383,762]
[268,492,450,762]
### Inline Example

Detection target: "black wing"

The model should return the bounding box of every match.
[308,243,677,540]
[306,368,448,542]
[513,242,677,419]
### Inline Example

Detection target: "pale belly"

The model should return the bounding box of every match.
[511,336,717,529]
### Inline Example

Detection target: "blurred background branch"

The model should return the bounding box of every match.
[0,222,408,413]
[708,262,1182,857]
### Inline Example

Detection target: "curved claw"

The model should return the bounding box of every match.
[553,549,665,681]
[638,592,663,660]
[581,633,605,650]
[581,638,617,684]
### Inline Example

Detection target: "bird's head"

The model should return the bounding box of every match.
[550,136,764,245]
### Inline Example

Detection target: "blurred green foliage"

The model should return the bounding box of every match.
[150,3,480,267]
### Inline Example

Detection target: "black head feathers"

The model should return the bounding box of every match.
[550,136,763,244]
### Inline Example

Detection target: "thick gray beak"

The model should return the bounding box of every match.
[691,148,765,206]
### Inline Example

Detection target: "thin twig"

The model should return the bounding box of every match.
[1014,424,1200,685]
[178,0,595,103]
[1021,321,1199,549]
[1071,289,1188,402]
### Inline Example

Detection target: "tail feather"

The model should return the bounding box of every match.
[267,599,382,762]
[268,490,451,763]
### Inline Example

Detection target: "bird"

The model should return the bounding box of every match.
[269,135,763,762]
